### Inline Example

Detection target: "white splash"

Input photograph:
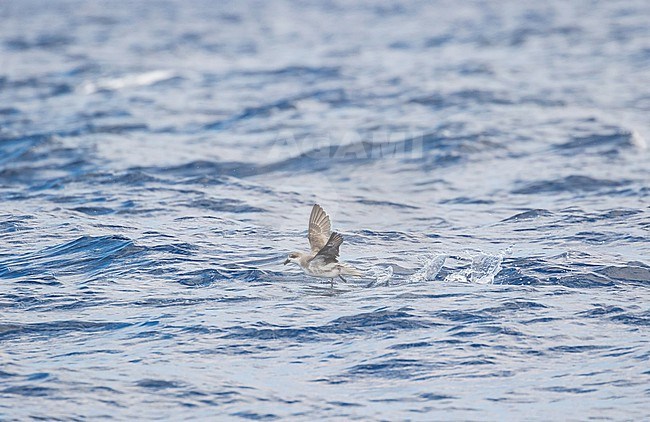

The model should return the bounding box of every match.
[444,246,511,284]
[366,265,393,287]
[470,252,504,284]
[408,254,447,283]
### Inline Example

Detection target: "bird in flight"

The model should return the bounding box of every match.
[284,204,362,286]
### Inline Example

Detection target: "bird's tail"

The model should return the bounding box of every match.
[340,264,363,277]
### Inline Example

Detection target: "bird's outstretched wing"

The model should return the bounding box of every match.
[307,204,331,252]
[310,232,343,265]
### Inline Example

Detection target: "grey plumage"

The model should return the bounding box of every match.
[311,232,343,265]
[284,204,362,284]
[308,204,332,252]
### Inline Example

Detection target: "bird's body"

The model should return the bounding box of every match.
[284,204,362,285]
[294,251,362,279]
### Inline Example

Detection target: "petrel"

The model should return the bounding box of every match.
[284,204,362,286]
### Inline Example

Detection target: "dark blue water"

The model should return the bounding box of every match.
[1,0,650,419]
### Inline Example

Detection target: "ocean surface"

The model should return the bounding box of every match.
[1,0,649,420]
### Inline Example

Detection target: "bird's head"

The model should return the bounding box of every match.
[284,252,303,266]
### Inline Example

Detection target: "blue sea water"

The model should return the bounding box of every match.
[1,0,650,419]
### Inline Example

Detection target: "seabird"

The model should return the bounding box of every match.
[284,204,363,286]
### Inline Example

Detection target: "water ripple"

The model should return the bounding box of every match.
[1,0,649,419]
